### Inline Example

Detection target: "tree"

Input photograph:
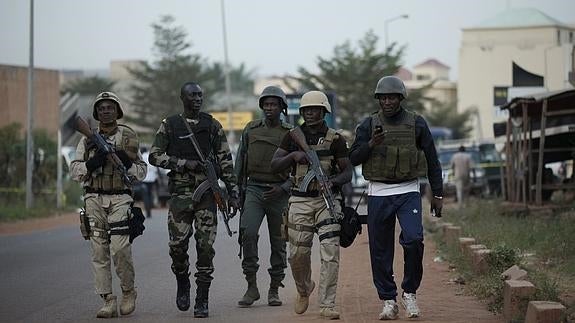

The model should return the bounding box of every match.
[61,76,115,96]
[128,15,255,132]
[424,102,475,139]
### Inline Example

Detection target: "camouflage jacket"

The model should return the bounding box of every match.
[149,113,239,198]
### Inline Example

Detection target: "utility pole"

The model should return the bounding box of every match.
[25,0,35,209]
[384,14,409,49]
[220,0,235,146]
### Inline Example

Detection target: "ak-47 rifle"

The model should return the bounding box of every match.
[74,116,132,187]
[178,116,235,237]
[289,127,341,221]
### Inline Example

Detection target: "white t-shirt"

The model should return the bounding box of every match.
[142,151,158,183]
[368,178,421,197]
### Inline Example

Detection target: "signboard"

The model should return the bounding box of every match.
[211,111,253,131]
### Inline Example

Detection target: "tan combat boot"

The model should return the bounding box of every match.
[96,294,118,318]
[294,280,315,314]
[320,307,340,320]
[120,289,137,315]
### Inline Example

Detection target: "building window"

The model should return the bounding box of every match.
[416,74,430,81]
[570,31,573,44]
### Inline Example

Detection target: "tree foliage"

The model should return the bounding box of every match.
[128,15,255,132]
[61,76,115,96]
[424,102,476,139]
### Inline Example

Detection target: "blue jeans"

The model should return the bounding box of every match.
[367,192,424,301]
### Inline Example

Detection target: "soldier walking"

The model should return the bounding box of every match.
[148,82,240,318]
[234,86,293,307]
[271,91,352,320]
[70,91,147,318]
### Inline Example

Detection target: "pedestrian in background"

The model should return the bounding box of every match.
[140,146,158,218]
[148,82,240,318]
[234,86,293,308]
[271,90,352,320]
[70,91,147,318]
[450,145,473,208]
[349,76,443,320]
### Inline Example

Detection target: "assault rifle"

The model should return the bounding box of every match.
[179,116,235,237]
[289,127,341,221]
[74,116,132,187]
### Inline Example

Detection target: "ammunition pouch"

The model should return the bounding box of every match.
[79,208,90,240]
[339,206,362,248]
[109,206,146,243]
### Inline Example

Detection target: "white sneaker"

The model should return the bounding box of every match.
[401,292,420,318]
[378,300,399,320]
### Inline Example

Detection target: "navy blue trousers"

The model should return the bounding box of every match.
[367,192,424,301]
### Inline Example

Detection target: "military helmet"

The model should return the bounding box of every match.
[92,91,123,120]
[258,86,288,109]
[299,90,331,113]
[374,76,407,99]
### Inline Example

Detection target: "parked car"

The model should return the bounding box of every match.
[437,146,489,197]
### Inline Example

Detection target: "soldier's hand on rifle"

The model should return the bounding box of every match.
[263,185,284,200]
[116,150,133,169]
[85,150,107,172]
[184,160,204,171]
[228,195,240,218]
[291,151,309,164]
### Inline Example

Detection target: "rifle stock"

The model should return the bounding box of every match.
[289,128,341,221]
[74,116,132,187]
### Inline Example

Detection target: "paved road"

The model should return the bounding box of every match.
[0,208,322,323]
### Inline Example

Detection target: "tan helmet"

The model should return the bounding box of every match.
[92,91,123,120]
[299,90,331,113]
[374,76,407,99]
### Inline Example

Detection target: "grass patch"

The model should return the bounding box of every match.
[429,199,575,316]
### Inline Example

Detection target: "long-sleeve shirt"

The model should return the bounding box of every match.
[349,109,443,197]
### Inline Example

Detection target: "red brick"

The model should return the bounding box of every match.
[525,301,565,323]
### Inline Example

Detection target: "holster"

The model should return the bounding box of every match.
[79,208,91,240]
[128,206,146,243]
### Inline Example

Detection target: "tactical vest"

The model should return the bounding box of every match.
[294,128,339,191]
[246,119,292,183]
[362,110,427,182]
[165,113,213,160]
[84,125,139,192]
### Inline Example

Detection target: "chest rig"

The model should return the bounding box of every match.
[294,128,339,192]
[246,119,292,183]
[165,113,213,161]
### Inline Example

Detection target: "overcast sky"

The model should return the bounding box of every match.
[1,0,574,80]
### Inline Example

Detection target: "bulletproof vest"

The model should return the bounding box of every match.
[85,125,139,191]
[362,109,427,182]
[246,119,292,183]
[165,113,213,160]
[294,128,339,191]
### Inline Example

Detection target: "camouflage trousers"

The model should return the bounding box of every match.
[168,194,217,284]
[287,195,341,308]
[85,194,134,295]
[239,184,287,285]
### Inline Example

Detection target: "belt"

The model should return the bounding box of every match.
[85,188,132,195]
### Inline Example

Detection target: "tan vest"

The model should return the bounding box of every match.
[84,125,139,191]
[294,128,339,191]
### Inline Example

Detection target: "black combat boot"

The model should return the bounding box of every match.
[176,274,191,311]
[238,275,260,307]
[194,282,210,318]
[268,281,284,306]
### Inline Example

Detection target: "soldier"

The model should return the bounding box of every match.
[234,86,293,307]
[349,76,443,320]
[149,82,240,318]
[70,91,147,318]
[271,91,352,320]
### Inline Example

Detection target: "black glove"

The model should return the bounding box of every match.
[115,150,133,169]
[430,197,443,218]
[85,151,107,172]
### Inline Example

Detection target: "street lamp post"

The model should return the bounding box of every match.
[220,0,235,146]
[384,14,409,49]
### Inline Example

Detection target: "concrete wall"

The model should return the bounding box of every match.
[0,64,60,136]
[458,26,575,139]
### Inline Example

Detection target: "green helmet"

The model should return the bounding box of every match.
[92,91,123,120]
[374,76,407,99]
[299,90,331,113]
[259,86,288,109]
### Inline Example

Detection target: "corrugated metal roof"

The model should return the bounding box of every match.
[468,7,567,30]
[500,89,575,110]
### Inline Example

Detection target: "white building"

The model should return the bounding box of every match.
[403,59,457,111]
[458,7,575,139]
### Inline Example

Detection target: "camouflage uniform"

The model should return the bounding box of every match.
[70,125,147,296]
[149,112,238,284]
[235,119,292,294]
